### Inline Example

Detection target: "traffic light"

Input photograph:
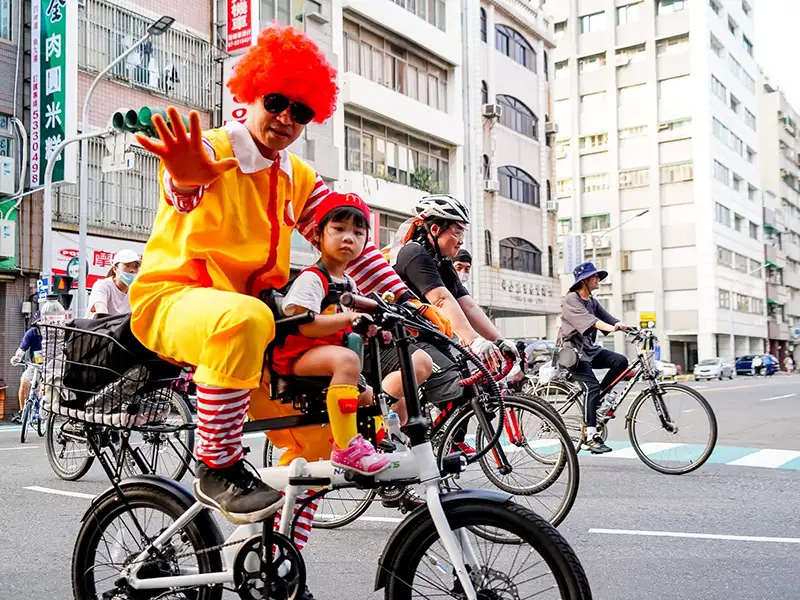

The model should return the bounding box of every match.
[111,107,190,138]
[52,275,74,310]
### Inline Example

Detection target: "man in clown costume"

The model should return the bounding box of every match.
[130,23,448,541]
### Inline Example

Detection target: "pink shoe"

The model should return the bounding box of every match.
[331,434,391,475]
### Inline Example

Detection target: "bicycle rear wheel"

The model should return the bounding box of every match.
[628,383,718,475]
[46,415,94,481]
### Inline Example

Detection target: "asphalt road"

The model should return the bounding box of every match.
[1,373,798,599]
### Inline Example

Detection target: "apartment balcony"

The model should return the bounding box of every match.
[767,283,790,305]
[768,320,790,341]
[785,296,800,317]
[478,266,561,317]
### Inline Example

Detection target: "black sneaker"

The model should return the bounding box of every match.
[584,435,612,454]
[193,460,284,524]
[379,485,424,513]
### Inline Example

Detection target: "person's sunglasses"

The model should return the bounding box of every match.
[263,93,315,125]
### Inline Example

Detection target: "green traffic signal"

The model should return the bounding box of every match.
[111,107,190,138]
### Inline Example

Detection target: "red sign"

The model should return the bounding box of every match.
[227,0,253,54]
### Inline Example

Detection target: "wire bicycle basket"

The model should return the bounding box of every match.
[40,322,179,430]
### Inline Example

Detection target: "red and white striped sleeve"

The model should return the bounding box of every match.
[160,137,217,207]
[297,174,408,297]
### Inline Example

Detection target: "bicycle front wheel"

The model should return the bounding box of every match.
[37,408,47,437]
[46,415,94,481]
[383,498,592,600]
[628,383,718,475]
[20,401,31,443]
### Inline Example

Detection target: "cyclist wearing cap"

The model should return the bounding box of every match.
[10,315,43,423]
[86,249,142,318]
[453,248,472,288]
[389,194,517,369]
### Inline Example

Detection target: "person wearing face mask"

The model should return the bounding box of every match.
[453,248,472,289]
[86,249,141,318]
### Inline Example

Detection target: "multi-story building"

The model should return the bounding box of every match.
[547,0,764,369]
[760,79,800,364]
[478,0,561,339]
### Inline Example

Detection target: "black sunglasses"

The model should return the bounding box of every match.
[263,93,315,125]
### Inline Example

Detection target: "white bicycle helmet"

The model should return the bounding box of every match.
[414,194,470,224]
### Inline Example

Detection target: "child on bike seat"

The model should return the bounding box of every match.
[272,192,433,475]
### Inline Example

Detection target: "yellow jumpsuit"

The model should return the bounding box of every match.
[130,126,334,465]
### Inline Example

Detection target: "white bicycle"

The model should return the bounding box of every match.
[58,294,592,600]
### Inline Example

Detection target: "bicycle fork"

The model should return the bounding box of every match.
[470,398,514,475]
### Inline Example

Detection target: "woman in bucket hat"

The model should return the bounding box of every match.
[557,261,631,453]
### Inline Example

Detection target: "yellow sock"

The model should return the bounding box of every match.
[326,384,359,448]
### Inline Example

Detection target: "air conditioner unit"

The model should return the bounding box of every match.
[545,122,558,135]
[0,219,15,258]
[483,179,500,193]
[0,156,15,196]
[620,250,632,271]
[482,103,503,119]
[615,55,630,67]
[546,199,558,212]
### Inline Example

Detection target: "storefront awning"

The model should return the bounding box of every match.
[765,260,783,270]
[767,298,784,305]
[764,222,781,233]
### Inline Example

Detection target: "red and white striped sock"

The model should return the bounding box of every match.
[195,384,250,469]
[274,490,319,551]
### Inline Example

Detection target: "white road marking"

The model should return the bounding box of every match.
[24,486,96,499]
[0,445,39,451]
[589,528,800,544]
[602,442,683,459]
[317,513,402,524]
[727,448,800,468]
[759,393,797,402]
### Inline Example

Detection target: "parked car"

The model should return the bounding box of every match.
[735,354,779,376]
[655,360,678,378]
[694,358,734,380]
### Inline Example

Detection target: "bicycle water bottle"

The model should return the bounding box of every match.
[386,411,406,447]
[40,294,67,324]
[597,393,617,421]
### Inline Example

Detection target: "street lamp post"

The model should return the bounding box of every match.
[591,209,649,264]
[75,15,174,317]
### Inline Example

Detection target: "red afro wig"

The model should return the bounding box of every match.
[227,22,338,124]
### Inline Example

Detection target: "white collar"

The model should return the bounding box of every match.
[224,120,293,180]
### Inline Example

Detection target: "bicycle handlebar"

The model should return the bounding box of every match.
[340,292,380,313]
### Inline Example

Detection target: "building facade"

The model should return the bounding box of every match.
[759,80,800,364]
[547,0,764,369]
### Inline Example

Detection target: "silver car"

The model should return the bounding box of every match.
[694,357,734,380]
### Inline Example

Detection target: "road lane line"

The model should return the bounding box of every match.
[727,449,800,468]
[25,486,96,499]
[0,445,39,451]
[589,528,800,544]
[759,393,797,402]
[601,442,683,459]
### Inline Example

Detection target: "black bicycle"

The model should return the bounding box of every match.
[530,328,718,475]
[48,293,592,600]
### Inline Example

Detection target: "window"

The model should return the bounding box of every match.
[752,298,763,314]
[580,91,607,112]
[616,44,646,64]
[544,51,549,80]
[657,0,685,14]
[495,25,536,72]
[482,154,490,178]
[712,117,729,144]
[578,52,606,73]
[748,184,758,201]
[718,289,731,309]
[480,8,487,42]
[715,202,731,227]
[709,0,721,15]
[745,108,756,129]
[582,173,609,193]
[742,1,751,16]
[579,11,604,34]
[728,17,737,36]
[710,33,724,58]
[0,0,10,41]
[622,295,636,312]
[391,0,446,30]
[750,258,761,274]
[554,20,567,40]
[555,139,570,159]
[746,146,756,163]
[582,214,611,231]
[579,133,608,153]
[734,214,744,232]
[660,162,693,183]
[729,55,755,93]
[619,125,648,138]
[659,118,691,134]
[481,80,488,105]
[498,166,540,207]
[379,213,409,248]
[618,84,647,106]
[743,35,753,56]
[558,218,573,235]
[713,160,730,184]
[485,230,492,265]
[556,178,572,197]
[730,132,743,155]
[616,3,641,25]
[750,222,759,239]
[619,168,649,189]
[343,20,449,112]
[499,238,542,275]
[711,75,727,102]
[718,246,733,266]
[344,112,450,192]
[555,60,569,80]
[735,254,748,273]
[658,76,690,100]
[80,0,214,110]
[497,95,538,139]
[729,94,740,114]
[657,34,689,55]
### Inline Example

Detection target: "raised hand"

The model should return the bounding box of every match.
[135,107,239,188]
